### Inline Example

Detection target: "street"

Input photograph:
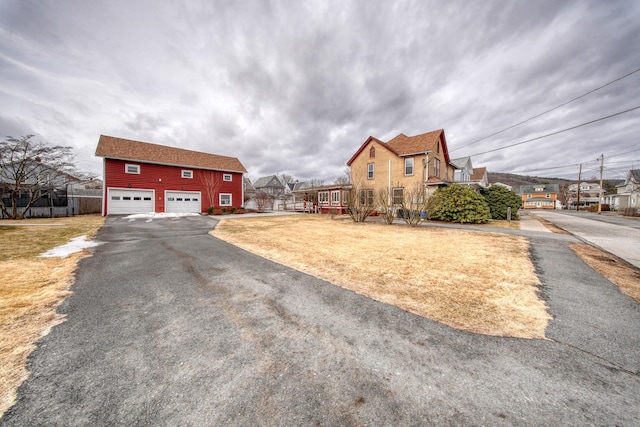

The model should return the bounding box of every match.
[533,210,640,268]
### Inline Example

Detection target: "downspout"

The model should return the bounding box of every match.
[388,159,392,206]
[424,154,429,198]
[102,158,107,216]
[241,172,245,209]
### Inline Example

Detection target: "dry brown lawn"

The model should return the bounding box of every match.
[570,243,640,303]
[0,215,104,418]
[212,215,551,339]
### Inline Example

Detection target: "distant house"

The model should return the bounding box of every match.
[566,182,604,210]
[450,156,474,183]
[346,129,454,209]
[252,175,294,210]
[95,135,246,215]
[613,169,639,211]
[253,175,288,196]
[0,159,96,218]
[492,182,513,191]
[520,184,559,209]
[470,167,489,188]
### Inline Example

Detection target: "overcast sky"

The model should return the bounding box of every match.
[1,0,639,182]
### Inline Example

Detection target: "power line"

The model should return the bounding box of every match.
[450,66,640,152]
[466,105,640,158]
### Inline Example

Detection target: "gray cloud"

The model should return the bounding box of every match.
[1,0,638,183]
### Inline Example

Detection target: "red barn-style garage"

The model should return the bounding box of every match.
[95,135,247,215]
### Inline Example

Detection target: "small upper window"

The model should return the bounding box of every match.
[367,163,374,179]
[125,164,140,174]
[369,146,375,158]
[223,174,232,182]
[182,170,193,179]
[405,157,414,176]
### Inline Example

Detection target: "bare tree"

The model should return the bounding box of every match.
[308,178,325,187]
[331,167,351,184]
[346,175,376,222]
[200,170,221,209]
[254,191,274,211]
[399,183,428,227]
[0,135,76,219]
[376,187,396,225]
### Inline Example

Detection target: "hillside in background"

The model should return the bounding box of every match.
[487,172,571,191]
[488,172,623,194]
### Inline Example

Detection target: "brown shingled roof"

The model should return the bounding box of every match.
[346,129,450,166]
[95,135,247,173]
[470,167,487,181]
[386,129,443,155]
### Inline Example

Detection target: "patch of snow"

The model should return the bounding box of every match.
[39,235,104,258]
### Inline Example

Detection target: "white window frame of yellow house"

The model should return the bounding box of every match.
[404,157,414,176]
[367,163,374,179]
[392,187,404,205]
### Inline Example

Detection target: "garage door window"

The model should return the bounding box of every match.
[220,194,232,206]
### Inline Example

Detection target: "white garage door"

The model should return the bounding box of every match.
[165,191,201,213]
[108,189,154,214]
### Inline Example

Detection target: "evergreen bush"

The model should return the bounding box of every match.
[480,186,522,220]
[426,184,491,224]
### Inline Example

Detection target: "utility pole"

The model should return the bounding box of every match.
[576,163,582,211]
[598,154,604,214]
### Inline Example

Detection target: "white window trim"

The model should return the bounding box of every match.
[331,190,340,205]
[182,170,193,179]
[125,164,140,174]
[223,174,232,182]
[367,163,374,179]
[219,193,232,206]
[404,157,414,176]
[393,187,404,205]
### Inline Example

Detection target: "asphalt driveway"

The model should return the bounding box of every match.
[2,215,639,426]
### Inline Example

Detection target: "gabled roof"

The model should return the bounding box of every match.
[346,136,392,166]
[347,129,450,165]
[470,167,487,181]
[520,184,560,193]
[253,175,285,189]
[450,156,472,170]
[627,169,640,184]
[95,135,247,173]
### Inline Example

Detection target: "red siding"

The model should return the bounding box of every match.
[104,159,243,213]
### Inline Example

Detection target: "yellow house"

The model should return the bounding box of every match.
[346,129,454,206]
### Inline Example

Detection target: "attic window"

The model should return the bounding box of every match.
[125,164,140,174]
[182,170,193,179]
[223,174,232,182]
[370,146,375,158]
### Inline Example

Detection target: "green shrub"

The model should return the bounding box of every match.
[221,207,227,213]
[426,184,491,224]
[480,186,522,220]
[230,206,237,213]
[207,206,214,215]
